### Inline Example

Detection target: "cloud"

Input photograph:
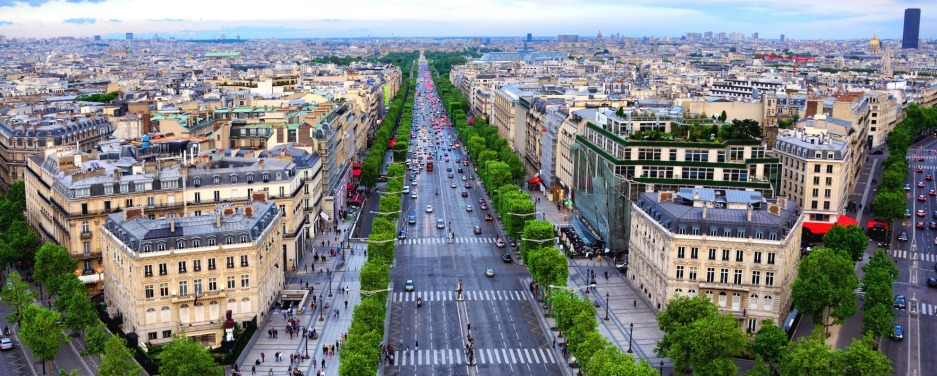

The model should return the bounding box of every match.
[149,18,185,22]
[0,20,12,25]
[64,17,95,24]
[0,0,105,6]
[108,18,121,22]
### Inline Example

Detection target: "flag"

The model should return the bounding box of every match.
[193,292,199,305]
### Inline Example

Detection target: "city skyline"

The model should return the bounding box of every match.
[0,0,933,40]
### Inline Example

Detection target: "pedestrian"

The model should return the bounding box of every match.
[255,359,260,367]
[261,352,265,362]
[415,340,419,351]
[275,352,280,362]
[633,298,637,307]
[345,300,348,309]
[251,365,256,375]
[304,263,308,273]
[321,358,326,369]
[268,368,273,376]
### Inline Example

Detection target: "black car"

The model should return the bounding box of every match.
[502,253,512,263]
[898,232,908,242]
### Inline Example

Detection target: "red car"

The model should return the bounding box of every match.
[930,190,937,196]
[918,166,925,173]
[918,221,926,229]
[919,181,926,188]
[928,175,934,181]
[919,195,927,201]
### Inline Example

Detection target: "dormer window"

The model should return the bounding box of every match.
[262,173,269,183]
[247,173,254,184]
[193,178,201,187]
[230,174,238,184]
[213,176,221,185]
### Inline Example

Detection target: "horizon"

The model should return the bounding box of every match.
[0,0,933,41]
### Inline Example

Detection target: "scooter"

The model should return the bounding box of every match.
[417,297,423,307]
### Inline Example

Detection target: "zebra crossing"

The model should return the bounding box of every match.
[392,347,556,366]
[889,249,937,262]
[918,303,937,316]
[392,289,531,303]
[397,237,498,245]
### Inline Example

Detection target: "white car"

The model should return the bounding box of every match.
[411,192,418,199]
[466,205,473,212]
[426,205,433,213]
[0,337,12,351]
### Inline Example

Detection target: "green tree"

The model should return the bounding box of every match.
[655,295,719,373]
[836,334,892,376]
[20,305,68,375]
[53,277,97,336]
[671,313,748,376]
[860,250,898,338]
[1,271,37,324]
[779,331,838,376]
[822,224,869,262]
[729,119,762,139]
[34,243,77,296]
[527,247,569,293]
[719,110,728,122]
[586,346,657,376]
[520,220,554,263]
[159,335,223,376]
[339,351,375,376]
[791,247,858,333]
[99,335,142,376]
[81,323,111,356]
[871,190,906,222]
[3,220,41,263]
[750,318,788,369]
[359,261,389,292]
[504,198,535,240]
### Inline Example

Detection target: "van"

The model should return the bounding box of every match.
[403,186,410,194]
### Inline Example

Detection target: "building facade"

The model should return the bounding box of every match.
[628,188,803,333]
[903,8,921,49]
[102,201,283,346]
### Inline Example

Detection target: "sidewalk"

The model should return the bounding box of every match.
[232,216,366,376]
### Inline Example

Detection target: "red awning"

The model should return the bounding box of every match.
[802,215,859,235]
[346,183,355,191]
[527,176,541,184]
[352,163,362,169]
[352,169,362,177]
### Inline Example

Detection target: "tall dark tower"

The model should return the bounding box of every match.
[526,33,532,42]
[903,8,920,49]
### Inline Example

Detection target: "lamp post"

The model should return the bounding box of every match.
[627,322,634,353]
[604,292,610,321]
[319,294,325,322]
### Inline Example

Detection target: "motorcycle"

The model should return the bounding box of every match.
[417,297,423,307]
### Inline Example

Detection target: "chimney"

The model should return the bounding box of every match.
[244,206,254,217]
[702,205,707,219]
[746,205,752,221]
[125,207,144,221]
[113,169,120,181]
[215,212,222,228]
[170,216,176,233]
[258,159,264,169]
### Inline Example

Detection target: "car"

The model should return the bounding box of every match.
[928,277,937,287]
[496,237,506,248]
[480,203,488,210]
[919,181,926,188]
[917,209,926,217]
[473,226,482,234]
[448,173,454,178]
[464,183,472,189]
[905,183,912,191]
[479,198,485,204]
[425,205,433,213]
[485,268,494,277]
[0,337,11,351]
[898,232,908,241]
[928,175,934,181]
[918,221,926,229]
[464,160,470,166]
[892,325,904,340]
[458,167,464,173]
[872,149,885,155]
[451,183,457,188]
[405,280,414,292]
[461,191,468,197]
[920,195,928,201]
[411,192,418,199]
[894,295,907,309]
[930,190,937,196]
[920,156,926,161]
[446,167,452,172]
[502,253,513,263]
[466,205,473,212]
[918,166,924,173]
[933,210,937,219]
[455,159,461,163]
[408,215,416,224]
[398,230,407,240]
[462,175,468,181]
[931,222,937,230]
[436,219,446,229]
[403,186,410,194]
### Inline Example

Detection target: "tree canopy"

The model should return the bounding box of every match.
[791,247,858,332]
[158,335,223,376]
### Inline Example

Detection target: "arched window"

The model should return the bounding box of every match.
[749,294,759,310]
[160,306,171,322]
[212,175,221,185]
[230,174,238,184]
[687,289,696,296]
[705,290,713,302]
[176,239,186,249]
[227,298,238,315]
[718,292,727,307]
[240,297,251,314]
[209,300,219,319]
[240,234,248,243]
[207,237,216,246]
[142,243,151,253]
[763,296,774,311]
[192,238,201,247]
[225,236,234,245]
[156,242,166,251]
[732,292,741,311]
[674,288,683,297]
[145,308,157,325]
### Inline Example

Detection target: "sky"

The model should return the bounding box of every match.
[0,0,933,40]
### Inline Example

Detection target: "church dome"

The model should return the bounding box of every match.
[869,34,880,47]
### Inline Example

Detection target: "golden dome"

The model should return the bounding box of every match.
[869,34,880,47]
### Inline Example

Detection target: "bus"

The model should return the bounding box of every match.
[426,158,434,171]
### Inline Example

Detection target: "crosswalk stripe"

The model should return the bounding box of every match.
[479,349,485,364]
[525,349,532,363]
[544,348,555,363]
[387,348,555,366]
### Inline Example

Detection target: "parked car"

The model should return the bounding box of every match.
[892,325,904,340]
[0,337,12,351]
[894,295,907,309]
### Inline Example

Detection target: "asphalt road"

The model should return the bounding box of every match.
[881,136,937,376]
[383,61,563,376]
[0,294,31,376]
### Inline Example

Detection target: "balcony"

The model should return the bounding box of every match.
[78,252,102,260]
[80,231,92,239]
[170,290,227,304]
[178,321,221,333]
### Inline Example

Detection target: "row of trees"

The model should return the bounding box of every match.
[359,54,416,188]
[426,54,655,375]
[873,103,937,221]
[0,182,41,272]
[656,295,891,376]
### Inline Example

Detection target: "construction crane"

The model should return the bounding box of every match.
[756,54,816,77]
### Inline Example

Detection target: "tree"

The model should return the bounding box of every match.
[719,110,728,122]
[779,331,838,376]
[99,335,142,376]
[791,247,858,333]
[20,305,68,375]
[3,220,41,263]
[871,190,906,222]
[750,318,788,369]
[81,323,111,356]
[1,271,37,324]
[53,277,97,336]
[159,335,223,376]
[527,247,568,293]
[656,295,719,373]
[669,313,748,376]
[822,224,869,262]
[33,243,77,296]
[729,119,762,139]
[836,334,892,376]
[860,250,898,338]
[359,261,389,292]
[520,220,554,263]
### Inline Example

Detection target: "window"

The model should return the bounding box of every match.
[749,295,759,310]
[826,165,833,173]
[193,259,201,272]
[736,250,744,262]
[213,176,221,185]
[688,267,697,281]
[825,177,832,185]
[684,149,709,162]
[710,227,718,236]
[208,258,216,270]
[690,248,699,259]
[708,248,716,260]
[192,238,201,247]
[226,256,235,268]
[178,261,187,273]
[120,184,129,193]
[227,276,236,289]
[178,281,188,296]
[162,330,172,338]
[104,185,113,195]
[148,332,158,341]
[157,242,165,251]
[193,279,202,294]
[240,275,250,288]
[240,255,249,267]
[194,192,201,203]
[718,292,727,307]
[135,182,147,191]
[144,265,153,277]
[213,191,220,202]
[722,249,730,261]
[734,270,743,284]
[208,278,217,291]
[676,266,684,279]
[208,237,216,246]
[720,268,729,283]
[158,263,167,276]
[225,236,234,245]
[767,253,776,265]
[147,197,155,207]
[176,239,186,249]
[754,252,762,263]
[813,165,821,173]
[677,247,685,258]
[706,268,715,283]
[240,234,248,243]
[811,188,819,197]
[159,283,169,297]
[142,244,151,253]
[763,296,773,311]
[231,175,238,184]
[81,221,90,234]
[145,285,154,299]
[279,187,285,197]
[752,271,761,285]
[824,189,831,198]
[766,272,775,286]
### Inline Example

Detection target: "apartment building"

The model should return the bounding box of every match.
[708,78,785,99]
[629,188,803,333]
[491,84,539,150]
[0,114,114,191]
[102,200,283,346]
[24,141,322,284]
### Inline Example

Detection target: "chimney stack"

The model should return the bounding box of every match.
[746,205,752,221]
[702,205,707,219]
[170,216,176,233]
[215,212,222,228]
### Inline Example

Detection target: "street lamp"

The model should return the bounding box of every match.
[604,292,610,321]
[627,322,634,353]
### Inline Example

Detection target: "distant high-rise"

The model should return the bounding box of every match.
[704,31,713,39]
[94,35,101,41]
[752,32,759,40]
[780,34,785,42]
[526,33,532,42]
[903,8,921,49]
[126,32,133,40]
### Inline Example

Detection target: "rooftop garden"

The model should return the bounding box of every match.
[626,119,763,143]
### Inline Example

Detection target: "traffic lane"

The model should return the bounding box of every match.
[0,303,31,376]
[880,309,913,376]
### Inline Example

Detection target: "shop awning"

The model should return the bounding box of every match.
[802,215,859,235]
[319,211,330,221]
[352,169,362,177]
[78,273,102,284]
[527,176,541,184]
[352,163,362,169]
